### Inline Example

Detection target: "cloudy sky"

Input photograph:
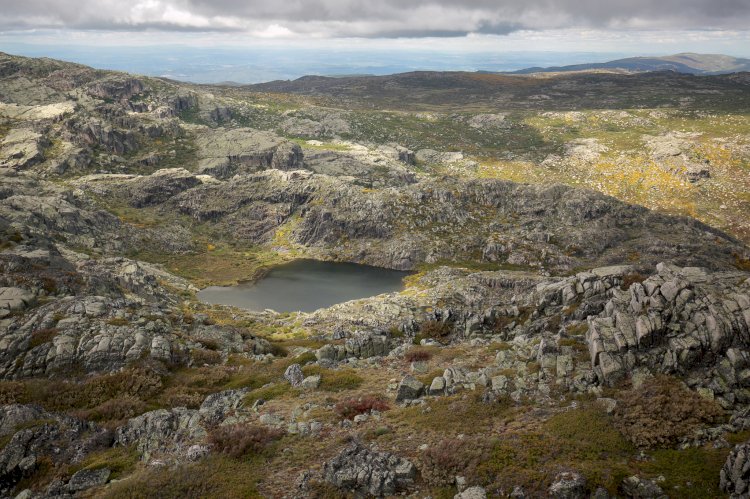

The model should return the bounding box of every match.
[1,0,749,81]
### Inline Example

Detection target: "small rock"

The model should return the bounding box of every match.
[429,376,446,396]
[455,485,487,499]
[300,375,321,390]
[284,364,304,387]
[549,471,587,498]
[621,475,665,498]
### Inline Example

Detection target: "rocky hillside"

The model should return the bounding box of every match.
[1,51,750,497]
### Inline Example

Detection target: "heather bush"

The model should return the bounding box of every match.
[405,348,432,363]
[416,320,453,345]
[192,348,222,366]
[334,395,389,420]
[614,375,725,447]
[419,438,486,487]
[208,424,285,459]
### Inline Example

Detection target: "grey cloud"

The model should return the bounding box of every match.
[2,0,750,36]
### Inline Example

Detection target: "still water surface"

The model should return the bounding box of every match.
[197,259,409,312]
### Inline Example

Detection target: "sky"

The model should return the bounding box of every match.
[1,0,749,83]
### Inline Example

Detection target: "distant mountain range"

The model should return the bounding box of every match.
[507,53,750,75]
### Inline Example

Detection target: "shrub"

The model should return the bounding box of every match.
[416,320,453,345]
[320,369,364,392]
[334,395,389,420]
[208,424,285,459]
[29,328,59,349]
[159,386,207,409]
[405,348,432,363]
[420,438,486,487]
[196,338,221,351]
[0,381,26,404]
[79,395,147,423]
[621,272,647,290]
[192,348,222,366]
[614,375,725,447]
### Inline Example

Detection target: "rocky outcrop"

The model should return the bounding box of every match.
[126,168,201,207]
[322,441,416,496]
[195,128,303,179]
[586,262,750,407]
[0,407,110,495]
[0,129,45,170]
[168,169,746,273]
[721,440,750,497]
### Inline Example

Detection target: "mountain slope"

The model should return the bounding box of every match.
[509,52,750,75]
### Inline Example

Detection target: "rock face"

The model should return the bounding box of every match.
[167,169,746,272]
[586,262,750,407]
[127,168,201,207]
[0,406,110,495]
[322,442,416,496]
[195,128,303,179]
[721,440,750,497]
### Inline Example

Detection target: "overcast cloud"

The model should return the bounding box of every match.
[2,0,750,37]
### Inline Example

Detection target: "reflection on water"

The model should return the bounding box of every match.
[197,259,409,312]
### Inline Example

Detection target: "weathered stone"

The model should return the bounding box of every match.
[396,375,424,402]
[300,375,321,390]
[455,485,487,499]
[68,467,110,492]
[721,440,750,497]
[621,475,665,498]
[284,364,304,387]
[549,471,588,498]
[322,442,416,496]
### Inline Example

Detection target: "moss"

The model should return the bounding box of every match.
[103,455,264,498]
[76,445,140,480]
[638,447,728,498]
[244,383,292,406]
[106,317,130,327]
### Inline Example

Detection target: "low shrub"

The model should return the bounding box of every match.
[621,272,647,290]
[208,424,285,459]
[159,386,205,409]
[614,375,725,448]
[0,381,27,404]
[420,438,486,487]
[334,395,389,420]
[405,348,432,363]
[79,395,147,423]
[29,328,59,348]
[320,369,364,392]
[196,338,221,351]
[192,348,222,366]
[416,320,454,345]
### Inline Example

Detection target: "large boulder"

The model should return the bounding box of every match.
[322,441,416,496]
[395,375,424,402]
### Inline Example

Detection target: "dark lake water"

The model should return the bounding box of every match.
[197,259,409,312]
